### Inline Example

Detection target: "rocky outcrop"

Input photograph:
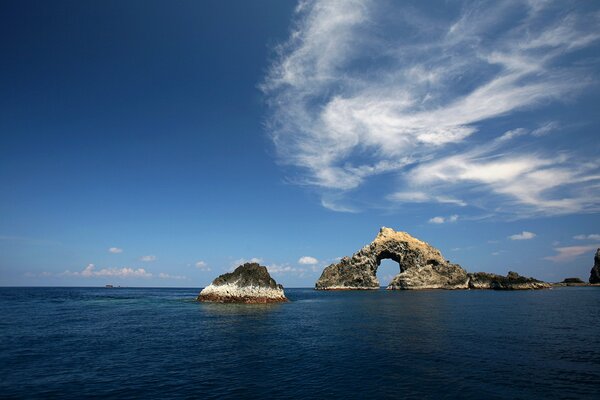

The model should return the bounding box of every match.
[315,227,550,290]
[198,263,287,303]
[589,249,600,284]
[468,271,550,290]
[561,277,585,284]
[316,227,470,290]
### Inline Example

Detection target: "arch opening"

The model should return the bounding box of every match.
[375,258,401,288]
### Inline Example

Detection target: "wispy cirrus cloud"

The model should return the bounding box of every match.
[573,234,600,241]
[545,245,599,262]
[262,0,600,217]
[140,255,156,262]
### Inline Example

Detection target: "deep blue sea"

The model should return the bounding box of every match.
[1,287,599,399]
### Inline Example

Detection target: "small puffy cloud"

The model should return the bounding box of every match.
[573,234,600,241]
[108,247,123,254]
[298,256,319,265]
[140,255,156,262]
[62,264,152,278]
[545,245,599,262]
[509,231,536,240]
[158,272,188,280]
[428,215,459,224]
[195,261,211,271]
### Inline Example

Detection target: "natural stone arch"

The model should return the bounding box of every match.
[315,227,470,290]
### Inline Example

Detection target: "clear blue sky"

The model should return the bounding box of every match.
[1,0,599,287]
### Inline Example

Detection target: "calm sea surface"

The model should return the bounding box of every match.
[0,287,599,399]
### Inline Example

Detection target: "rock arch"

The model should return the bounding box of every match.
[315,227,470,290]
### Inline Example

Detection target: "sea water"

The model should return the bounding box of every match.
[1,287,599,399]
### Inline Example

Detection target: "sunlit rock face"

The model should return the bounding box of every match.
[315,227,470,290]
[198,263,287,303]
[590,249,600,284]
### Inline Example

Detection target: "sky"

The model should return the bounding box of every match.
[1,0,599,287]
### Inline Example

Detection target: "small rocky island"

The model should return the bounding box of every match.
[316,227,550,290]
[198,262,288,303]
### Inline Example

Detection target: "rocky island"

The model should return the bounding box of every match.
[316,227,550,290]
[198,262,288,303]
[590,248,600,284]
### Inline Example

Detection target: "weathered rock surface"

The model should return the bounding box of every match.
[468,271,550,290]
[316,227,469,290]
[198,263,287,303]
[315,227,550,290]
[589,249,600,284]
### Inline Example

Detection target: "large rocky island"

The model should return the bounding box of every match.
[316,227,550,290]
[198,262,288,303]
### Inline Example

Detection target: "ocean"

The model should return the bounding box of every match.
[1,287,599,399]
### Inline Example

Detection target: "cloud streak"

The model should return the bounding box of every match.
[545,245,599,262]
[262,0,600,216]
[62,264,152,278]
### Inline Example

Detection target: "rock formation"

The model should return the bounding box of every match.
[561,277,585,284]
[589,249,600,284]
[467,271,550,290]
[315,227,549,290]
[198,263,287,303]
[316,227,469,290]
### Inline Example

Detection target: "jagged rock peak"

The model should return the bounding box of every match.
[590,248,600,284]
[198,263,288,303]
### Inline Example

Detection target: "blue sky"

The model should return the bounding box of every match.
[1,0,599,287]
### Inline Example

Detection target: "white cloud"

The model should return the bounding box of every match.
[266,263,306,276]
[108,247,123,254]
[531,121,559,137]
[262,0,600,216]
[388,192,467,207]
[140,255,156,262]
[509,231,536,240]
[545,245,599,262]
[158,272,188,280]
[298,256,319,265]
[573,234,600,241]
[62,264,152,278]
[428,214,458,224]
[195,261,211,271]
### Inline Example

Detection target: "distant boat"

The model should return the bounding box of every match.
[105,284,114,288]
